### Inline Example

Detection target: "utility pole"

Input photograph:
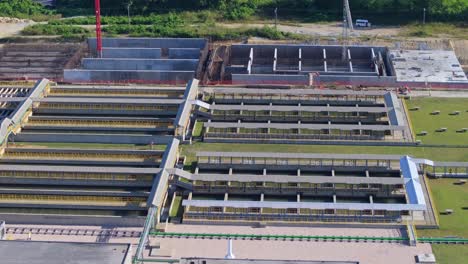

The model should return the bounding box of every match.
[94,0,103,58]
[342,0,352,61]
[343,0,353,31]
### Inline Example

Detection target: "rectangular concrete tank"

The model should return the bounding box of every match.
[64,69,195,83]
[102,48,161,59]
[168,48,201,59]
[88,38,206,52]
[81,58,199,71]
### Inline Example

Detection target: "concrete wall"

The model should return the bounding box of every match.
[232,74,310,85]
[317,75,397,86]
[64,69,195,83]
[102,48,161,59]
[88,38,206,52]
[82,58,199,71]
[12,133,174,145]
[168,48,200,59]
[0,213,145,227]
[231,44,387,63]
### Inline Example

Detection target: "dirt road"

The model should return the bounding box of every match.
[0,17,34,39]
[221,22,401,38]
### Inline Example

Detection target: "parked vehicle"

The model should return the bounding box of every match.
[355,19,371,28]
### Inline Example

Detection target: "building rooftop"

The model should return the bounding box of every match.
[390,50,468,83]
[0,240,131,264]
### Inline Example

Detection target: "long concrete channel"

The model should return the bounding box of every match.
[150,231,468,245]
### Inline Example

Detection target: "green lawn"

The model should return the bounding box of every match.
[418,178,468,238]
[431,245,468,264]
[192,121,204,137]
[169,196,183,218]
[406,98,468,145]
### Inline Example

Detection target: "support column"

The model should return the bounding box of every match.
[236,120,241,134]
[223,193,228,213]
[369,195,374,216]
[298,48,302,72]
[333,194,337,214]
[195,167,199,174]
[273,48,277,72]
[298,103,301,120]
[323,48,328,72]
[186,192,193,212]
[205,120,210,134]
[371,48,379,74]
[297,193,301,215]
[297,169,301,176]
[347,49,353,72]
[247,48,254,75]
[260,193,264,214]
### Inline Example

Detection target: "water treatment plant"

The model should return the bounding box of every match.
[0,4,467,263]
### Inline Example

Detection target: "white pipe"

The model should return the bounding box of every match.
[225,239,235,259]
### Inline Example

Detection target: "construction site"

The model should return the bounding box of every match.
[0,1,467,264]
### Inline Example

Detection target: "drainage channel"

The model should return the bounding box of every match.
[150,231,468,244]
[6,227,142,238]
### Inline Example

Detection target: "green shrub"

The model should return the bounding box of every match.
[22,24,90,36]
[219,0,257,20]
[50,12,185,26]
[0,0,56,21]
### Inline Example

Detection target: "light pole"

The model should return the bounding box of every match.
[274,7,278,30]
[127,0,133,26]
[423,8,426,25]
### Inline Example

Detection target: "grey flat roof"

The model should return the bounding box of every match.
[0,164,161,174]
[175,79,199,127]
[183,199,426,211]
[0,97,25,102]
[210,104,389,113]
[196,151,402,160]
[34,97,183,104]
[384,92,406,126]
[170,169,404,185]
[204,122,406,131]
[204,88,387,96]
[0,240,131,264]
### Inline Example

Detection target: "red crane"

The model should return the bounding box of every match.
[94,0,103,58]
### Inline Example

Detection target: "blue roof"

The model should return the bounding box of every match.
[400,156,426,206]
